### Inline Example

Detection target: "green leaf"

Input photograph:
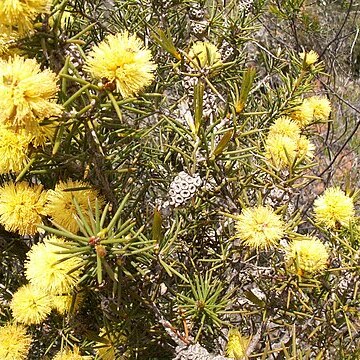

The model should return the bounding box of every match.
[152,208,163,242]
[151,28,181,60]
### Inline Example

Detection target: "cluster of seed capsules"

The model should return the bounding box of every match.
[164,171,203,208]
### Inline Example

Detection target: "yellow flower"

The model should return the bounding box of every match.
[290,100,314,128]
[10,284,52,325]
[0,33,19,59]
[286,237,329,275]
[306,96,331,122]
[296,136,315,162]
[265,135,297,169]
[268,116,301,140]
[52,346,85,360]
[45,180,103,233]
[0,55,63,131]
[29,121,58,147]
[0,323,32,360]
[313,187,355,228]
[226,328,251,359]
[0,124,29,174]
[299,50,319,66]
[85,31,157,98]
[235,206,284,249]
[0,0,51,36]
[51,292,83,315]
[25,236,83,295]
[95,328,127,360]
[0,181,47,235]
[188,41,222,69]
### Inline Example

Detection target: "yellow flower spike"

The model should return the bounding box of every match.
[85,31,157,98]
[0,323,32,360]
[286,237,329,275]
[313,187,355,229]
[10,284,52,325]
[0,0,52,36]
[296,136,315,162]
[25,236,83,295]
[45,180,103,234]
[51,292,83,315]
[0,124,30,174]
[0,181,47,235]
[0,55,63,132]
[235,206,285,250]
[95,328,129,360]
[52,346,86,360]
[268,116,301,140]
[289,100,314,128]
[188,41,222,70]
[264,135,297,169]
[226,328,251,359]
[306,95,332,122]
[299,50,319,67]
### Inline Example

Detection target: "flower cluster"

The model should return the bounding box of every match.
[0,0,52,36]
[11,236,84,325]
[235,206,285,249]
[53,346,86,360]
[0,181,47,235]
[0,179,103,236]
[85,31,157,98]
[45,180,103,233]
[188,41,222,70]
[167,171,202,207]
[290,96,332,128]
[299,50,319,67]
[313,187,355,229]
[25,237,83,294]
[226,328,251,359]
[0,323,32,360]
[286,237,329,275]
[0,56,62,173]
[264,116,314,169]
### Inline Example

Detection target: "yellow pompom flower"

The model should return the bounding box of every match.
[268,116,301,140]
[0,124,29,174]
[52,346,85,360]
[286,237,329,275]
[235,206,285,249]
[296,136,315,162]
[0,181,47,235]
[45,180,103,233]
[51,292,83,315]
[10,284,52,325]
[306,96,331,122]
[25,236,83,295]
[299,50,319,66]
[313,187,355,228]
[85,31,157,98]
[28,122,57,147]
[226,328,251,359]
[188,41,222,69]
[265,135,297,169]
[290,100,314,128]
[0,323,32,360]
[0,0,51,36]
[0,55,63,131]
